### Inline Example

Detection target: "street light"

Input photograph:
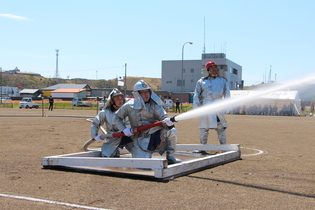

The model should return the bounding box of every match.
[180,42,193,110]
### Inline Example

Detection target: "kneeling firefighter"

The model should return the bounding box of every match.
[91,88,133,157]
[113,80,181,164]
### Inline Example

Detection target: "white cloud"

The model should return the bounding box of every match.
[0,14,33,21]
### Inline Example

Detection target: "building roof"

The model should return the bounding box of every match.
[50,89,86,93]
[19,89,40,94]
[42,84,90,90]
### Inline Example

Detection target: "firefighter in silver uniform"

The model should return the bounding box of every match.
[91,89,133,157]
[193,60,230,152]
[113,80,181,164]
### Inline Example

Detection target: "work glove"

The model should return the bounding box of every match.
[123,128,133,136]
[94,134,103,141]
[163,118,174,126]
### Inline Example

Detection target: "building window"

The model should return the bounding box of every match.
[190,68,194,73]
[233,68,238,75]
[177,80,185,87]
[191,79,194,83]
[166,81,172,84]
[182,68,186,73]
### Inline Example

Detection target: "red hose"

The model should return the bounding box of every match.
[111,121,163,137]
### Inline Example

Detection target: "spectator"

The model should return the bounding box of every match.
[48,96,54,111]
[175,99,180,113]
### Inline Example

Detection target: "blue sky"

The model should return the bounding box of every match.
[1,0,314,86]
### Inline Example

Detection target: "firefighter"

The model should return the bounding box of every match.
[91,89,133,157]
[193,60,231,153]
[113,80,181,164]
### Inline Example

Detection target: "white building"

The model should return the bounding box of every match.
[161,53,243,93]
[0,86,19,97]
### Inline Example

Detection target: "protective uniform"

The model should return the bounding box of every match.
[113,80,181,164]
[91,89,133,157]
[193,60,230,145]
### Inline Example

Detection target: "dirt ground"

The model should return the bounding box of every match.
[0,108,314,210]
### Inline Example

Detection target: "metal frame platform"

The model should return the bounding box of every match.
[42,144,241,180]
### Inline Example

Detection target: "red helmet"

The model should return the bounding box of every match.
[205,60,217,69]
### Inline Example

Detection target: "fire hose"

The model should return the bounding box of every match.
[83,116,177,151]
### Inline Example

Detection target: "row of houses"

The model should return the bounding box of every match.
[10,83,183,102]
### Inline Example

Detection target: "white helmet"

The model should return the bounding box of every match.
[110,88,123,98]
[103,88,123,109]
[132,80,164,109]
[133,80,151,91]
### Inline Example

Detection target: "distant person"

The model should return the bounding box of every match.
[310,98,315,116]
[175,99,180,113]
[271,105,278,116]
[301,105,306,116]
[48,96,54,111]
[193,60,230,153]
[280,104,289,116]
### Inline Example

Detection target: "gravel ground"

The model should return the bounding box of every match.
[0,108,314,210]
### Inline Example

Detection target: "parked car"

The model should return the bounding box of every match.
[163,99,174,110]
[1,97,12,101]
[19,97,40,109]
[71,97,92,107]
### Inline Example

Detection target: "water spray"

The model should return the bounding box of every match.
[83,73,315,151]
[174,73,315,122]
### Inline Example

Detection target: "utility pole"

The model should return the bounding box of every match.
[180,42,193,107]
[0,67,2,104]
[269,65,272,83]
[124,63,127,96]
[54,49,60,78]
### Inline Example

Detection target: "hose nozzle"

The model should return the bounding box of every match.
[170,116,177,122]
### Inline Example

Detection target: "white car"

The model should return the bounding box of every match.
[163,99,174,110]
[19,97,40,109]
[1,97,11,101]
[71,98,92,107]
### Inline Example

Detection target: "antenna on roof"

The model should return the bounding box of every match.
[203,17,206,54]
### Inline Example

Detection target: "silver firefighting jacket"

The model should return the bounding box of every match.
[91,109,119,138]
[91,108,130,157]
[113,98,176,158]
[114,98,167,133]
[193,75,230,129]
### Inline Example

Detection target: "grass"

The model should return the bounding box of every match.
[1,100,193,112]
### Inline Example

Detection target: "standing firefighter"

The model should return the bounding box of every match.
[193,60,230,153]
[113,80,181,164]
[91,88,133,157]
